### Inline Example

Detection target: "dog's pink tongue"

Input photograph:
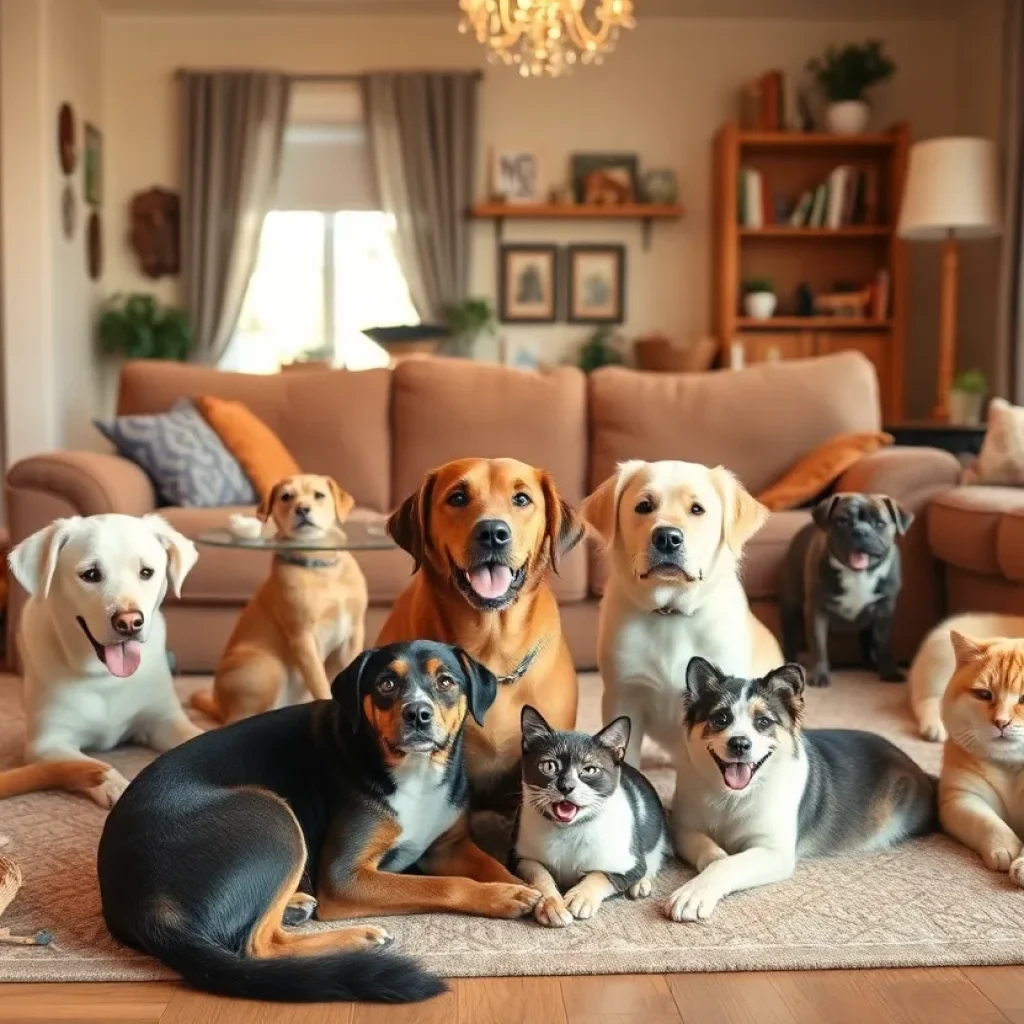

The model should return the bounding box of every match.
[848,552,870,570]
[103,641,142,678]
[468,565,513,599]
[723,762,754,791]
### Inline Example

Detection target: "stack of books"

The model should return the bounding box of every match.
[738,165,882,229]
[738,70,786,132]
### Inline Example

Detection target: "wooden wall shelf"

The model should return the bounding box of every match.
[469,202,684,249]
[737,317,891,330]
[739,226,891,239]
[738,131,898,152]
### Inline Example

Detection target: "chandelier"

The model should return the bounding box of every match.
[458,1,636,78]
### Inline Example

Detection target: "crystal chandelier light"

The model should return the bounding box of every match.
[458,0,636,78]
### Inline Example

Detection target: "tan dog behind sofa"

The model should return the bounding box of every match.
[192,475,368,724]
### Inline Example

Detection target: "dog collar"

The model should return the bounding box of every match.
[274,552,341,570]
[496,643,541,686]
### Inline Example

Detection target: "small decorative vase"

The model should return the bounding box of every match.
[642,169,678,205]
[825,100,870,135]
[743,292,777,320]
[948,390,985,426]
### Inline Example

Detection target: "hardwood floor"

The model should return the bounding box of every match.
[2,968,1023,1024]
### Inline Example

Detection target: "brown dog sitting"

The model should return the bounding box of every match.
[192,474,368,724]
[377,457,585,807]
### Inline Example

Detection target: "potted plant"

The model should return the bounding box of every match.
[577,325,625,374]
[98,293,192,360]
[742,278,777,321]
[442,297,497,357]
[949,369,987,426]
[807,40,895,135]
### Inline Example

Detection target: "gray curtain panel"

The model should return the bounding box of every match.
[180,71,291,365]
[997,0,1024,401]
[361,72,479,324]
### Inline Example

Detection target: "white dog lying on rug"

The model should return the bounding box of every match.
[0,514,200,808]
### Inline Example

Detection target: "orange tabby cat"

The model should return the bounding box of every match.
[939,631,1024,886]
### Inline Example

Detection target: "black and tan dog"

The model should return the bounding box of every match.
[97,641,540,1004]
[779,492,912,689]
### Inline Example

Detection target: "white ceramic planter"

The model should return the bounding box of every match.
[826,100,870,135]
[743,291,777,320]
[948,390,985,426]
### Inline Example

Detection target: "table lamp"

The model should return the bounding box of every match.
[898,137,1001,421]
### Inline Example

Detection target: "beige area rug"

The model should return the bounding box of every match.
[0,671,1023,983]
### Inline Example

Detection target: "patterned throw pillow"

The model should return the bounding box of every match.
[963,398,1024,485]
[94,398,258,507]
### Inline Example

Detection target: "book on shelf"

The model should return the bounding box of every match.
[746,164,884,230]
[738,69,786,131]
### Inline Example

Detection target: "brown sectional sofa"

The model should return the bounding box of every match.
[5,352,962,673]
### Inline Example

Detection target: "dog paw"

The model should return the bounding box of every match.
[665,877,723,923]
[564,885,603,921]
[807,668,831,689]
[86,768,130,809]
[355,925,393,949]
[1010,857,1024,888]
[982,843,1021,873]
[627,877,652,900]
[483,883,541,918]
[919,720,947,743]
[880,667,906,684]
[283,893,318,927]
[534,895,573,928]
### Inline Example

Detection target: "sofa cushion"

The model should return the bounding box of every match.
[997,509,1024,582]
[588,353,881,496]
[117,362,392,512]
[164,505,587,606]
[390,359,588,503]
[928,486,1024,576]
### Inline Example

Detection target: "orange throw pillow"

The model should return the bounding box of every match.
[757,432,894,512]
[194,396,301,500]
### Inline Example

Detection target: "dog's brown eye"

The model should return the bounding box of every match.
[79,566,103,584]
[973,689,994,702]
[436,675,454,692]
[139,566,155,581]
[539,759,557,775]
[314,491,326,501]
[377,677,397,694]
[512,492,532,508]
[755,715,773,731]
[280,493,293,504]
[691,503,705,516]
[635,499,653,515]
[447,491,468,508]
[710,710,731,729]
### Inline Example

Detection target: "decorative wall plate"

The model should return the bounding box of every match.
[86,211,102,281]
[61,182,76,239]
[58,102,76,175]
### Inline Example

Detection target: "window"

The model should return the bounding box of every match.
[221,83,418,373]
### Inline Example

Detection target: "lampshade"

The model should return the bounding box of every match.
[898,137,1001,240]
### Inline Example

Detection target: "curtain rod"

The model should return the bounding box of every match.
[174,70,484,82]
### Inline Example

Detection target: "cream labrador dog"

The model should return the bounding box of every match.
[581,460,783,767]
[1,514,200,807]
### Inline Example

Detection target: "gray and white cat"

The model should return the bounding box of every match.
[509,705,670,927]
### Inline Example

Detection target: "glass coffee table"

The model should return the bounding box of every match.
[196,520,396,553]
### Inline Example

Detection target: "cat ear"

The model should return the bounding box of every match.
[594,716,631,763]
[950,631,991,666]
[521,705,552,750]
[684,657,723,700]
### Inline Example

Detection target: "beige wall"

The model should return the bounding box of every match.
[0,0,105,460]
[77,7,1000,422]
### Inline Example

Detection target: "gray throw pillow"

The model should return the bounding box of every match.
[94,398,258,507]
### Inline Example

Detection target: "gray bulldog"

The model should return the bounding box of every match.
[779,492,913,689]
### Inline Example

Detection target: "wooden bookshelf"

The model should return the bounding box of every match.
[712,121,909,420]
[469,201,684,249]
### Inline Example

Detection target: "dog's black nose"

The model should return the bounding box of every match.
[402,702,434,729]
[295,504,312,517]
[652,526,684,554]
[112,610,144,636]
[474,518,512,550]
[727,735,752,756]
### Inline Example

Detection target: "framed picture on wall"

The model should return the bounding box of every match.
[84,123,103,207]
[567,244,626,324]
[491,150,539,203]
[498,244,558,323]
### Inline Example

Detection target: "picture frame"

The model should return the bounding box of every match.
[498,244,558,323]
[491,150,539,204]
[567,244,626,324]
[570,152,639,205]
[84,123,102,207]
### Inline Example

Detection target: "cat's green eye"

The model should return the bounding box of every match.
[539,759,557,775]
[580,764,600,777]
[972,688,994,702]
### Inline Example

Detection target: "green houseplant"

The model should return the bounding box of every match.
[949,369,987,426]
[807,40,895,134]
[99,293,192,360]
[577,325,625,374]
[742,277,777,321]
[442,297,497,357]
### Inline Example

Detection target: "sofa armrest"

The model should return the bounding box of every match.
[6,451,157,520]
[836,446,961,511]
